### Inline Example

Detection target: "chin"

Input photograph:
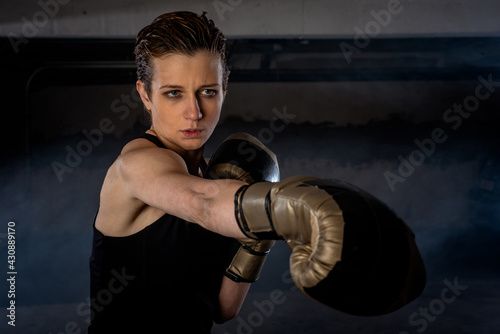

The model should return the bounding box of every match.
[182,138,205,151]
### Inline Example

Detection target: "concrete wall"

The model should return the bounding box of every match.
[1,1,499,333]
[3,79,498,333]
[1,0,500,38]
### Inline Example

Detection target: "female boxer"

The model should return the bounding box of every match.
[89,12,263,333]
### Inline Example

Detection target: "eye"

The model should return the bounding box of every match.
[201,89,216,97]
[165,90,180,97]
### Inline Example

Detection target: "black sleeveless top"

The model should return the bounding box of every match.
[88,134,237,333]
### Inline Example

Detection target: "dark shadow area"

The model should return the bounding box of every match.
[0,36,499,333]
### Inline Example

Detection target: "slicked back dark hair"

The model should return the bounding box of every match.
[134,11,229,100]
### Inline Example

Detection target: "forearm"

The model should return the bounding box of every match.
[192,178,247,239]
[216,276,251,323]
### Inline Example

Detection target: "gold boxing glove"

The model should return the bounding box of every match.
[234,176,426,316]
[224,238,276,283]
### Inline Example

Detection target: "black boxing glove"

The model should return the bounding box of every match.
[234,176,426,315]
[206,132,279,282]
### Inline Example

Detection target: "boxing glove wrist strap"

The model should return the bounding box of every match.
[234,183,280,240]
[225,269,254,283]
[224,240,274,283]
[241,244,271,256]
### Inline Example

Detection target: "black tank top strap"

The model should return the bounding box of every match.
[199,157,208,176]
[140,133,167,149]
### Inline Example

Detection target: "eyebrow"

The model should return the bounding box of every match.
[159,83,220,90]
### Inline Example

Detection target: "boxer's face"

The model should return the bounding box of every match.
[137,50,225,153]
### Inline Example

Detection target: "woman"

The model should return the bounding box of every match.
[89,11,254,333]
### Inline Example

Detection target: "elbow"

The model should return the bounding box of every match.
[214,309,238,324]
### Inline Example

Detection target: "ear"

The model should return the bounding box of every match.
[223,77,229,100]
[136,80,152,111]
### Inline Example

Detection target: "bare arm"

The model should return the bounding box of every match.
[118,143,251,321]
[215,277,251,323]
[117,143,246,239]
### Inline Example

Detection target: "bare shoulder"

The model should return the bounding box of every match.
[102,136,190,206]
[117,137,188,178]
[95,137,188,236]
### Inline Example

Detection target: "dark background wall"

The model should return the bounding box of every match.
[1,1,500,333]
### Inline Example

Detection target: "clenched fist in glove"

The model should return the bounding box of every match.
[235,175,425,315]
[210,133,426,315]
[206,133,279,283]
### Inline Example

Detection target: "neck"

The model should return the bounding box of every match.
[146,129,204,176]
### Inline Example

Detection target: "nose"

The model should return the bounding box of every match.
[184,95,202,121]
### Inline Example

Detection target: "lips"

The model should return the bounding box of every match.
[181,129,203,138]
